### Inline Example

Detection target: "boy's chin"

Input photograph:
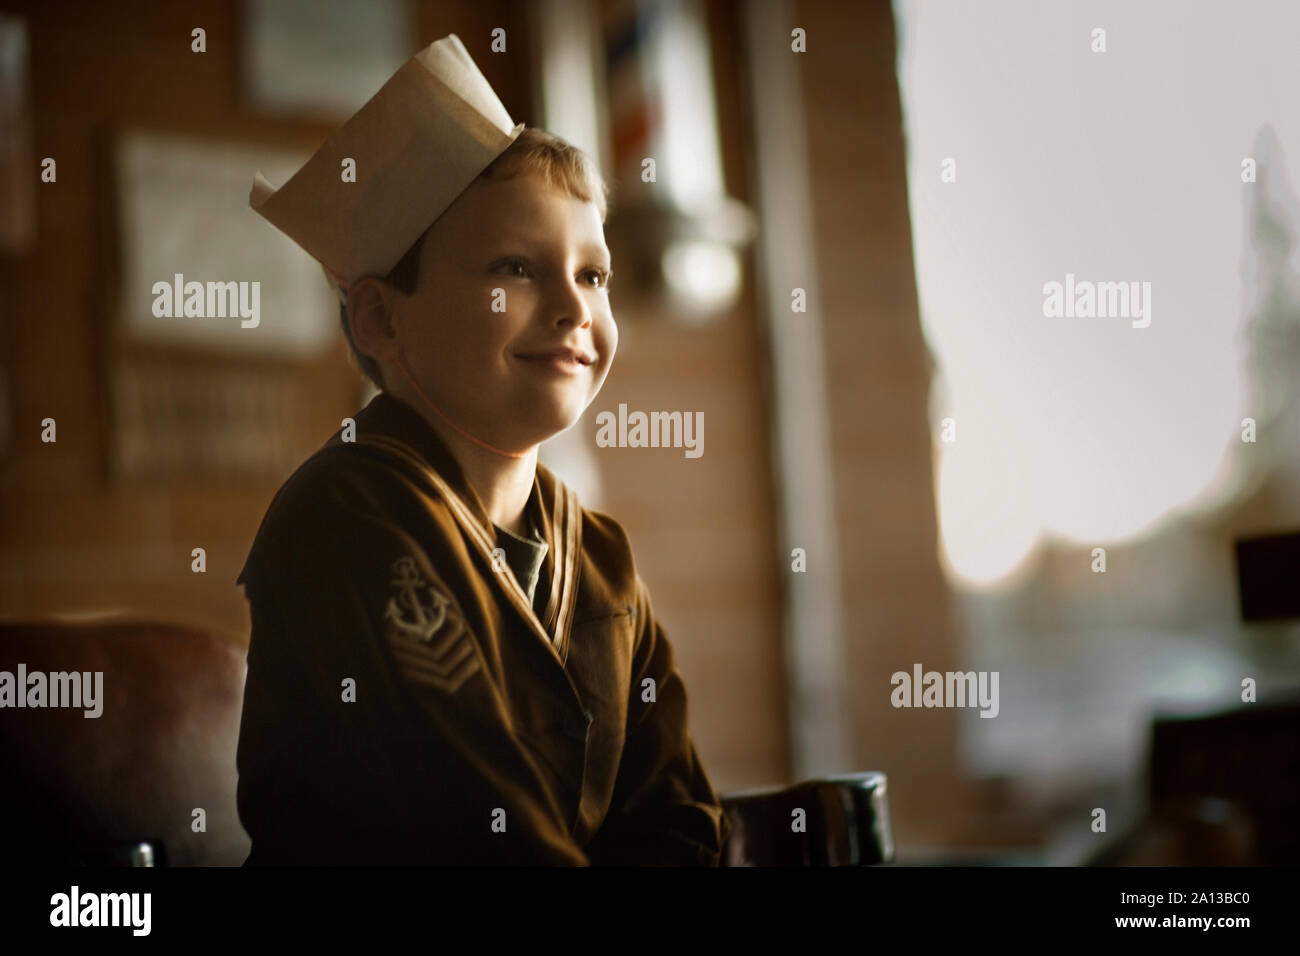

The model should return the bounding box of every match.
[515,407,585,445]
[491,403,585,447]
[496,390,595,448]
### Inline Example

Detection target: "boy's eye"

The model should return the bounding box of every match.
[494,258,530,278]
[493,258,610,288]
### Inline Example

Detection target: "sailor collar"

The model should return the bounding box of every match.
[336,391,583,665]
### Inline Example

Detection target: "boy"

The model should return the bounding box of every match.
[234,34,730,865]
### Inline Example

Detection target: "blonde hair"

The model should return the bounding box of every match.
[481,126,609,221]
[342,127,610,390]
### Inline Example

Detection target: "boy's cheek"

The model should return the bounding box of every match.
[596,318,618,362]
[589,358,614,398]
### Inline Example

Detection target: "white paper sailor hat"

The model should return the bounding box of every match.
[249,33,525,300]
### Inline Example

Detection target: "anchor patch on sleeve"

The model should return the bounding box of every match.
[382,555,480,693]
[384,556,451,642]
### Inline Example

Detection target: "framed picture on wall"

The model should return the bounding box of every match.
[105,129,348,480]
[113,129,337,358]
[239,0,413,119]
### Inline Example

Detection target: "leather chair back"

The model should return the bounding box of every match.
[0,616,250,866]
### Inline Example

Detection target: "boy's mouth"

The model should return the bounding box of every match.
[513,346,594,376]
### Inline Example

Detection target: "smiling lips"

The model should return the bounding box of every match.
[514,347,595,375]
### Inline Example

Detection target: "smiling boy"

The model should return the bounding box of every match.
[234,35,730,865]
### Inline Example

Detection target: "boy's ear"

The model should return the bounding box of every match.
[347,277,401,365]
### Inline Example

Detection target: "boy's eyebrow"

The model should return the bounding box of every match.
[580,243,613,265]
[494,237,612,266]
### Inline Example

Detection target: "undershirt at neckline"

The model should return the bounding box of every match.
[492,519,549,614]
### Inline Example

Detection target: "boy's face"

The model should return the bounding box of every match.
[385,171,616,452]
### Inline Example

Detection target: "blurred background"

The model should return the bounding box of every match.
[0,0,1297,866]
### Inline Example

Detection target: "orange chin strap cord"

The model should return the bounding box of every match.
[395,348,531,460]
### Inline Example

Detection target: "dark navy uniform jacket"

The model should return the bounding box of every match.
[234,391,730,864]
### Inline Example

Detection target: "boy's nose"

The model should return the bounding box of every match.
[545,278,593,329]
